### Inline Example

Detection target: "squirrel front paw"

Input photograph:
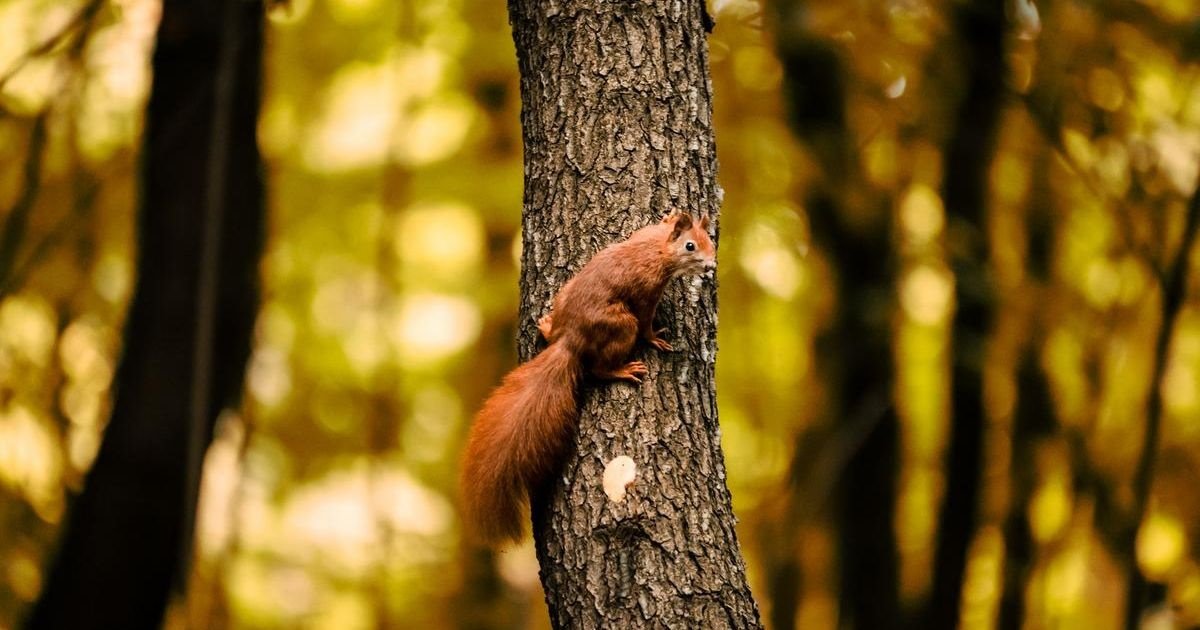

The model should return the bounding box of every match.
[537,313,554,340]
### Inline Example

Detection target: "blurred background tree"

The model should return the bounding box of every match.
[25,0,264,628]
[0,0,1198,629]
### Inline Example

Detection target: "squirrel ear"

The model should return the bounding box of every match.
[699,216,710,231]
[667,213,693,241]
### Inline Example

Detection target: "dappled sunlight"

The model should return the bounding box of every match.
[900,264,953,326]
[400,384,462,466]
[308,262,383,334]
[1164,311,1200,425]
[1,0,1199,626]
[302,43,474,172]
[247,346,293,409]
[196,413,247,558]
[960,526,1003,630]
[58,317,114,388]
[390,292,481,365]
[896,466,941,599]
[495,538,540,590]
[391,93,476,166]
[1028,457,1071,543]
[277,462,452,569]
[737,218,806,300]
[2,57,58,115]
[199,449,456,626]
[72,0,159,163]
[327,0,383,25]
[396,200,484,282]
[305,61,400,172]
[732,45,782,92]
[1138,510,1188,581]
[899,184,945,246]
[0,293,56,368]
[0,404,62,522]
[90,251,132,304]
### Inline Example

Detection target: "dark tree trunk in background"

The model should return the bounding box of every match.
[811,189,900,630]
[997,152,1056,630]
[825,200,902,628]
[1122,163,1200,629]
[997,354,1055,630]
[27,1,264,628]
[507,0,762,627]
[771,7,900,628]
[998,316,1054,630]
[922,1,1006,628]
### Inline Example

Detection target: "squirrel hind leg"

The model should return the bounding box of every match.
[645,327,673,352]
[588,305,640,379]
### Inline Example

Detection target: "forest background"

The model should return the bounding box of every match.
[0,0,1199,628]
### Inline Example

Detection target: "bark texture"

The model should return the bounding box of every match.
[507,0,761,627]
[27,1,264,627]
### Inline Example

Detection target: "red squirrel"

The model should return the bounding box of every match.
[460,212,717,545]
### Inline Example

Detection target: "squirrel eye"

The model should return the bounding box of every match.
[685,241,696,251]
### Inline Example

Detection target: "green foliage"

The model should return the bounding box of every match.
[0,0,1198,628]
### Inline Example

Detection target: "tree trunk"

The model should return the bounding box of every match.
[27,1,264,628]
[922,1,1006,628]
[506,0,761,627]
[771,12,901,628]
[1122,162,1200,630]
[997,151,1056,630]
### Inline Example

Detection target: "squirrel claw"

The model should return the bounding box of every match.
[647,328,672,351]
[616,360,649,384]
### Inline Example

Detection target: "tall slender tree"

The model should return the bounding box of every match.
[505,0,761,626]
[923,1,1007,627]
[768,7,902,624]
[770,4,901,627]
[1123,162,1200,629]
[28,1,264,627]
[997,149,1057,630]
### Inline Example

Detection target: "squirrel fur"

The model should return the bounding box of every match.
[460,212,717,545]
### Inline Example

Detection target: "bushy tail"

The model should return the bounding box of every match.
[460,341,581,545]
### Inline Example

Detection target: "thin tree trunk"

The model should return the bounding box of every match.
[771,16,902,627]
[1122,163,1200,629]
[997,150,1056,630]
[922,1,1007,628]
[27,1,264,628]
[507,0,761,627]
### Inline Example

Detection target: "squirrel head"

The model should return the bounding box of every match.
[661,212,716,276]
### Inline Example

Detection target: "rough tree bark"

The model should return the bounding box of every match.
[28,1,264,628]
[507,0,762,627]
